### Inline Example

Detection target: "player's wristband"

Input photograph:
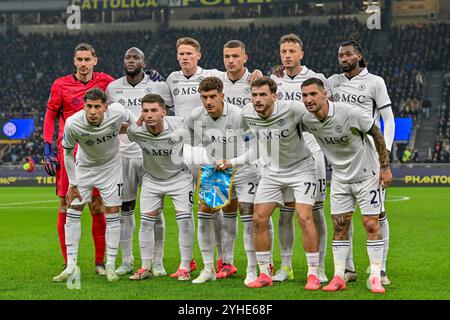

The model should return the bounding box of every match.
[381,163,390,169]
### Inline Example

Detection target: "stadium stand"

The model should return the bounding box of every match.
[0,17,448,164]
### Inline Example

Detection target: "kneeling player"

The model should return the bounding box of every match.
[300,78,392,293]
[127,94,195,281]
[54,88,136,282]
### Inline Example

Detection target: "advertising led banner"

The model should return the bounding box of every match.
[70,0,291,10]
[1,118,35,140]
[1,164,450,187]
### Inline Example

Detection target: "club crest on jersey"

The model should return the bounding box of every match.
[278,119,286,126]
[226,124,233,130]
[168,137,176,145]
[145,88,153,94]
[85,139,94,146]
[244,87,251,94]
[358,84,367,91]
[277,92,283,100]
[335,125,343,133]
[81,132,89,137]
[143,147,150,155]
[110,123,117,129]
[173,88,180,96]
[333,93,341,102]
[333,83,340,88]
[118,98,126,106]
[72,97,81,106]
[198,77,204,82]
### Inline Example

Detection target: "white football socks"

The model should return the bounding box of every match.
[65,208,82,269]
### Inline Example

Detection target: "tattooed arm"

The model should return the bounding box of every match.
[367,124,393,187]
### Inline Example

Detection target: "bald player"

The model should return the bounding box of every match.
[106,47,173,278]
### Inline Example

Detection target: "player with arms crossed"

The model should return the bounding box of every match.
[127,94,195,281]
[54,88,136,282]
[106,47,174,277]
[300,78,392,293]
[328,40,395,285]
[241,77,321,290]
[44,43,114,277]
[183,77,260,285]
[270,34,329,283]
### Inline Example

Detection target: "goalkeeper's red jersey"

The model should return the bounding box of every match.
[43,72,114,146]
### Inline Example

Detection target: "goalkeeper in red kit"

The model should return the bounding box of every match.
[43,43,114,277]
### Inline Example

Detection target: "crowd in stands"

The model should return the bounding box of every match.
[430,69,450,163]
[190,12,225,20]
[0,18,448,164]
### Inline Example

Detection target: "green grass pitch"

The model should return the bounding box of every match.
[0,186,449,300]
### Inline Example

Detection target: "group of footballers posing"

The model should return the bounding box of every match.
[43,33,395,294]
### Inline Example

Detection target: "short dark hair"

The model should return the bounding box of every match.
[199,77,224,93]
[141,94,166,109]
[224,40,246,52]
[339,40,366,67]
[301,77,325,90]
[74,42,96,56]
[279,33,303,49]
[83,88,106,103]
[251,76,277,94]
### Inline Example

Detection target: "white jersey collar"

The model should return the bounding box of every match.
[326,100,335,118]
[180,66,203,78]
[121,73,150,86]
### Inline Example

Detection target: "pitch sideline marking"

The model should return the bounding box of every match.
[0,200,59,207]
[385,195,410,202]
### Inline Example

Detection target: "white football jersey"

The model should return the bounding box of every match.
[327,68,391,127]
[106,74,173,158]
[62,103,134,169]
[241,100,311,175]
[220,68,252,108]
[270,66,330,153]
[301,101,378,183]
[127,116,188,180]
[183,102,249,168]
[166,66,223,118]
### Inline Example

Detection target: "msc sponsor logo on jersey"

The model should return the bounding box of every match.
[85,130,119,146]
[173,87,199,96]
[317,136,349,145]
[255,129,290,140]
[226,96,251,106]
[276,92,283,100]
[283,91,302,101]
[209,135,237,144]
[143,148,174,156]
[333,93,366,104]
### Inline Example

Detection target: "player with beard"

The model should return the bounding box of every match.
[327,40,395,286]
[106,47,174,278]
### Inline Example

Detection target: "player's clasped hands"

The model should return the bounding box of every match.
[214,159,233,171]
